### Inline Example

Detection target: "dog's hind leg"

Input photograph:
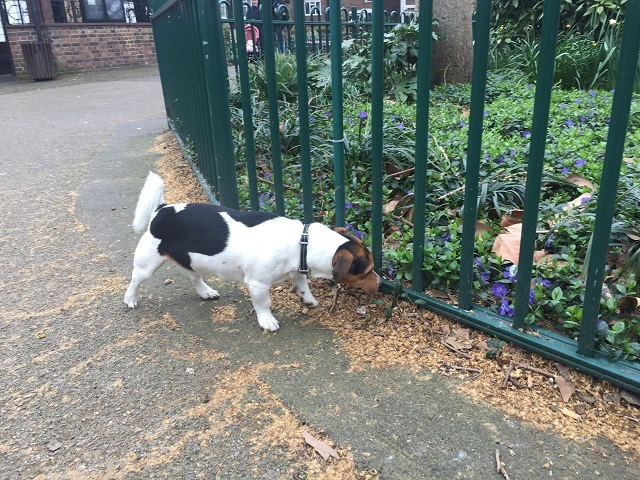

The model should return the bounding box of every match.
[185,270,220,300]
[124,236,166,308]
[288,273,319,307]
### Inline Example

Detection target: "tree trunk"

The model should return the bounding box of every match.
[430,0,475,85]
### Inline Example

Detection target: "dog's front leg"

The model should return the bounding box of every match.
[246,280,280,332]
[288,273,319,307]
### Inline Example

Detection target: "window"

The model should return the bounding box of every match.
[305,0,321,16]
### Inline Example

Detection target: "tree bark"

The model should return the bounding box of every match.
[430,0,475,85]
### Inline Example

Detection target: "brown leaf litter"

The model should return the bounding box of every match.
[153,132,640,466]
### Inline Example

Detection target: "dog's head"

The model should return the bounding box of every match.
[332,227,381,295]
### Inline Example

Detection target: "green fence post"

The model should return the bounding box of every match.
[410,0,434,292]
[293,0,315,223]
[261,2,286,215]
[370,0,384,271]
[512,0,561,329]
[232,0,260,211]
[330,0,346,227]
[458,0,492,310]
[197,0,239,208]
[579,0,640,357]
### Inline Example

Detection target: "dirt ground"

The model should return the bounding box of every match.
[155,131,640,464]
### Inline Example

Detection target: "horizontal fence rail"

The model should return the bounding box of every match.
[149,0,640,393]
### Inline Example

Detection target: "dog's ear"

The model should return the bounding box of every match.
[332,249,354,283]
[334,226,348,235]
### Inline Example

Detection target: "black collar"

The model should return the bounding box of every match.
[299,223,310,275]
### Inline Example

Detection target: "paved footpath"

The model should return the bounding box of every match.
[0,67,638,479]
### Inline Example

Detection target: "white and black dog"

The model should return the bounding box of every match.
[124,172,380,331]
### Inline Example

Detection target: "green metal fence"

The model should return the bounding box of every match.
[149,0,640,393]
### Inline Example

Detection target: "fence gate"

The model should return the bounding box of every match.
[148,0,640,394]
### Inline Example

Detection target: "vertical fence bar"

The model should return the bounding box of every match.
[458,0,492,310]
[330,0,345,226]
[512,0,561,329]
[579,0,640,357]
[370,0,384,270]
[261,2,286,215]
[197,0,239,208]
[233,0,260,211]
[294,0,315,223]
[410,0,434,292]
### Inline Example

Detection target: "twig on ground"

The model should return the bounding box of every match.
[382,167,415,183]
[502,362,515,389]
[392,215,414,228]
[495,449,511,480]
[624,415,639,423]
[513,362,555,379]
[445,365,481,373]
[257,176,300,192]
[330,284,342,313]
[441,340,472,359]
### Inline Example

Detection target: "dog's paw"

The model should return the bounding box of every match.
[123,293,138,308]
[198,287,220,300]
[303,297,319,308]
[258,315,280,332]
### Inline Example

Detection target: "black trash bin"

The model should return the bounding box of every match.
[21,42,56,81]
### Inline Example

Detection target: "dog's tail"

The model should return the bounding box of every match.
[132,171,165,233]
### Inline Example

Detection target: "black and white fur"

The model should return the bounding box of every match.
[124,172,380,331]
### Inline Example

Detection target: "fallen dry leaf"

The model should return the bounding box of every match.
[501,210,524,229]
[620,390,640,408]
[564,173,595,191]
[618,296,640,314]
[555,376,576,403]
[302,431,340,461]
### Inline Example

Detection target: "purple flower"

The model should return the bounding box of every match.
[480,271,491,283]
[406,189,413,195]
[264,172,271,179]
[323,111,331,119]
[389,114,397,122]
[565,119,575,127]
[575,98,582,104]
[441,231,452,242]
[498,298,514,317]
[559,103,567,110]
[353,229,365,240]
[387,264,395,277]
[484,110,490,117]
[561,167,571,175]
[545,234,554,248]
[503,265,517,282]
[398,122,405,131]
[459,119,465,128]
[347,117,353,123]
[538,278,552,288]
[475,257,484,268]
[491,283,508,297]
[523,131,531,139]
[589,90,596,97]
[581,195,592,204]
[529,288,535,305]
[345,201,353,210]
[484,154,491,160]
[527,84,533,90]
[309,115,317,124]
[497,156,505,165]
[579,115,586,122]
[359,110,368,119]
[574,158,586,167]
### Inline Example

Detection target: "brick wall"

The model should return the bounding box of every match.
[7,23,156,79]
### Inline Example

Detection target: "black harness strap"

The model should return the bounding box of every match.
[299,223,310,275]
